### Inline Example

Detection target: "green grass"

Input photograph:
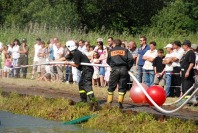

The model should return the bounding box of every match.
[0,24,197,67]
[0,92,197,133]
[0,24,197,52]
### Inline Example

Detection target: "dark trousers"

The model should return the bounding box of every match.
[182,70,195,95]
[108,66,128,93]
[171,67,181,97]
[16,55,28,78]
[79,66,94,101]
[65,66,72,82]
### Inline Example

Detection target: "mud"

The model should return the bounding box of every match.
[0,81,198,123]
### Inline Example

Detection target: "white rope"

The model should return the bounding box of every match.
[50,61,109,67]
[128,71,198,114]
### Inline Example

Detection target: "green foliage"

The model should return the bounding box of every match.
[0,0,167,34]
[0,0,80,29]
[150,0,198,36]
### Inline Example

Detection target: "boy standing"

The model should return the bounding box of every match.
[153,49,165,87]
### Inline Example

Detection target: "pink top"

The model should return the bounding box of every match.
[92,58,100,71]
[5,59,12,67]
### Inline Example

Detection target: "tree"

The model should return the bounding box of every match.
[150,0,198,35]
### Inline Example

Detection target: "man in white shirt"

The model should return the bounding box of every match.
[171,41,185,97]
[31,38,42,79]
[55,42,64,81]
[78,40,87,54]
[163,44,174,97]
[142,41,158,87]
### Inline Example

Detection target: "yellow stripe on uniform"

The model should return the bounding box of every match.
[118,92,125,95]
[108,92,114,95]
[185,95,190,99]
[79,90,86,93]
[87,91,94,95]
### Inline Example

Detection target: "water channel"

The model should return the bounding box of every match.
[0,111,103,133]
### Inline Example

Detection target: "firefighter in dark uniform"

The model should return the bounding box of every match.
[17,38,29,78]
[64,40,95,102]
[107,39,133,108]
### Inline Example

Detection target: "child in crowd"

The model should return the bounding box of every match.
[37,64,53,82]
[153,49,165,87]
[91,52,100,86]
[98,48,108,87]
[3,54,12,78]
[104,65,111,87]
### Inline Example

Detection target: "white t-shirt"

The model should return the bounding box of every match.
[85,51,94,59]
[12,45,20,59]
[53,44,58,58]
[172,48,185,67]
[143,49,158,70]
[55,47,64,60]
[33,44,42,62]
[0,42,3,50]
[78,45,87,54]
[7,45,13,54]
[164,52,174,71]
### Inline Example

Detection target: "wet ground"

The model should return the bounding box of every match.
[0,81,198,123]
[0,111,103,133]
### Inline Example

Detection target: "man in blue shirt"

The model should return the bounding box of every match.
[136,36,150,83]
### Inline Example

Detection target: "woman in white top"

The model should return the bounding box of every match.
[12,39,20,77]
[142,41,158,87]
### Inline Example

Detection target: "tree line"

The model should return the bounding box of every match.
[0,0,197,35]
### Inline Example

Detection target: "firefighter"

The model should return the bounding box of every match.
[107,39,133,109]
[64,40,95,103]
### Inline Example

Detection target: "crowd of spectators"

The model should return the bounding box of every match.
[0,36,197,98]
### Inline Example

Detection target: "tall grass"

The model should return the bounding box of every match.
[0,23,197,64]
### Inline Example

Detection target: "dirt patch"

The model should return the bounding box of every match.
[0,79,198,123]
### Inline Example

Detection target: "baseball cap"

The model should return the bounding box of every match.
[191,44,198,50]
[182,40,191,47]
[164,44,173,48]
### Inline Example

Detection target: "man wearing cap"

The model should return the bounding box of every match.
[163,44,174,97]
[190,44,198,104]
[17,38,29,78]
[180,40,195,95]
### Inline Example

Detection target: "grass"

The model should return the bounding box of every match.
[0,91,197,133]
[0,78,197,111]
[0,24,197,52]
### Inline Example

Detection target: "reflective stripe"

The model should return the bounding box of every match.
[119,92,125,95]
[185,96,190,99]
[79,90,86,93]
[108,92,114,95]
[87,91,94,95]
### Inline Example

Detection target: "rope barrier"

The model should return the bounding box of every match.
[1,61,198,113]
[0,61,193,88]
